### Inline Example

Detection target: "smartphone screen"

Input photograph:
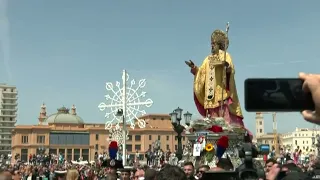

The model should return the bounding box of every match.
[244,78,314,112]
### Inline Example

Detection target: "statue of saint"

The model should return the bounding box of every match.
[185,29,244,127]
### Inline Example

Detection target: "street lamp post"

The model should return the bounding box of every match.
[116,109,127,166]
[169,107,192,161]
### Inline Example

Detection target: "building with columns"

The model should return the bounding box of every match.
[11,104,187,162]
[281,127,320,153]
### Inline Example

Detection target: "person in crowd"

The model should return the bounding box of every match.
[119,168,131,180]
[155,164,187,180]
[134,165,147,180]
[216,158,234,171]
[66,169,78,180]
[144,168,157,180]
[183,162,195,180]
[265,158,277,175]
[195,165,209,179]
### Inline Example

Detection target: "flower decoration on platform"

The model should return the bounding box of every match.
[191,119,213,132]
[205,143,214,152]
[207,125,223,133]
[212,117,229,131]
[204,143,215,162]
[229,124,247,134]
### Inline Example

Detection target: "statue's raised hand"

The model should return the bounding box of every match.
[185,60,195,68]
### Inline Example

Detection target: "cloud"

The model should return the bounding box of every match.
[0,0,12,82]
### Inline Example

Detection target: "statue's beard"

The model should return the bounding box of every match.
[211,46,219,54]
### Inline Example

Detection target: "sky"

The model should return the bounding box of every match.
[0,0,320,134]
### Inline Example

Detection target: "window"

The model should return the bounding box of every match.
[82,149,89,161]
[21,136,28,144]
[166,136,169,141]
[127,144,132,152]
[259,121,262,125]
[128,135,132,141]
[49,149,57,155]
[259,129,262,133]
[95,144,99,151]
[67,149,72,161]
[295,140,297,145]
[74,149,80,161]
[149,144,152,149]
[95,134,99,140]
[135,145,141,151]
[149,135,152,140]
[37,135,45,144]
[21,149,28,162]
[49,133,89,145]
[135,135,141,141]
[183,137,185,141]
[175,145,177,150]
[166,145,170,150]
[158,135,161,140]
[59,149,65,157]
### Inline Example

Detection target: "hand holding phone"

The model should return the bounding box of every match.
[299,73,320,123]
[244,78,314,112]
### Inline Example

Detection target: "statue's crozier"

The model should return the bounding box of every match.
[191,29,244,127]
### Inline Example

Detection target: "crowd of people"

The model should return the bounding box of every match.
[0,72,319,180]
[2,153,320,180]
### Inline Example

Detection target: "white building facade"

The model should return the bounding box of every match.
[281,127,319,153]
[0,84,18,155]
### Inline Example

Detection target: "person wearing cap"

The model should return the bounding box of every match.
[101,141,124,177]
[101,159,124,176]
[118,167,132,180]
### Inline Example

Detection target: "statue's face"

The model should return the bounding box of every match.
[211,40,219,54]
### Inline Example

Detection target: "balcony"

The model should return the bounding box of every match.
[1,108,18,112]
[0,132,12,135]
[0,144,11,147]
[0,149,11,152]
[2,91,17,95]
[0,137,11,141]
[0,126,14,129]
[1,95,17,100]
[1,102,18,106]
[0,120,17,123]
[0,114,17,118]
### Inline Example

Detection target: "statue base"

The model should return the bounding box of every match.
[183,131,244,169]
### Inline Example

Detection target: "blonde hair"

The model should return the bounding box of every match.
[66,169,79,180]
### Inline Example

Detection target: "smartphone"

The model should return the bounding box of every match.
[244,78,315,112]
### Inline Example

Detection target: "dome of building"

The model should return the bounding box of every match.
[45,106,84,124]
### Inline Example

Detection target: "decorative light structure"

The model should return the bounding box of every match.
[98,70,153,165]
